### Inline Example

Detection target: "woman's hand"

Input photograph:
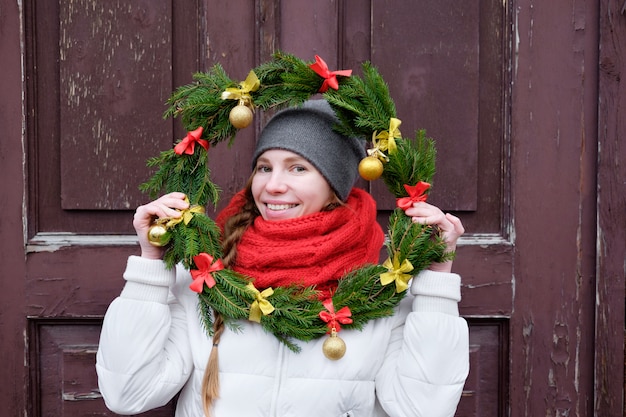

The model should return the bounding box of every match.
[133,192,189,259]
[404,201,464,273]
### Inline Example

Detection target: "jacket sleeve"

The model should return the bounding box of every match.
[96,256,194,414]
[376,269,469,417]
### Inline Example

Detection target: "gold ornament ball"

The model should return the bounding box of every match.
[147,224,171,247]
[322,333,346,360]
[229,104,253,129]
[358,156,384,181]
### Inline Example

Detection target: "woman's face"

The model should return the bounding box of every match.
[251,149,335,221]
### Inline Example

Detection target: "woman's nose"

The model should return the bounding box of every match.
[265,171,288,193]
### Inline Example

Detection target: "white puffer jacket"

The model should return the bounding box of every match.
[96,256,469,417]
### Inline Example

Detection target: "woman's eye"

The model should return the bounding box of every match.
[256,165,271,173]
[292,165,307,173]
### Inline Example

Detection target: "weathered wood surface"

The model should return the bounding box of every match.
[510,2,600,416]
[0,0,28,415]
[1,0,623,416]
[596,1,626,416]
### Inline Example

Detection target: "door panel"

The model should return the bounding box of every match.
[459,319,509,417]
[26,0,200,235]
[58,0,174,211]
[30,319,175,416]
[24,0,201,415]
[372,0,480,212]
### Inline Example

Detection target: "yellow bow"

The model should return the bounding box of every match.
[246,283,275,323]
[374,117,402,155]
[165,198,205,228]
[221,70,260,106]
[380,253,414,293]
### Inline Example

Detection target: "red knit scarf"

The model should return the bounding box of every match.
[216,188,384,292]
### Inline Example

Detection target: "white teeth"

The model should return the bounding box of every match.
[267,203,296,211]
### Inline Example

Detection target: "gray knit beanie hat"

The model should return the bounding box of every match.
[252,99,365,201]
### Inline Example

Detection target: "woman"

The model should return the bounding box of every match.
[96,100,469,417]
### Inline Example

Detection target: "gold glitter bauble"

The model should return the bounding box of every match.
[322,330,346,360]
[147,224,171,247]
[358,156,384,181]
[229,104,253,129]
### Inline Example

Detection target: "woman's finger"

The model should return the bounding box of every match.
[133,193,189,231]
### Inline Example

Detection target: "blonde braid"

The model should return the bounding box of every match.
[201,185,258,417]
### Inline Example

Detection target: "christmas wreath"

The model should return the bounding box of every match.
[140,52,451,358]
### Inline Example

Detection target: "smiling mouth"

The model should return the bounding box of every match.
[266,203,297,211]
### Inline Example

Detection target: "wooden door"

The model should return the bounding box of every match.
[1,0,622,416]
[19,0,202,415]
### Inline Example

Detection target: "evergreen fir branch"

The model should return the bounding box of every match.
[324,62,397,140]
[268,298,322,331]
[263,313,323,341]
[203,270,253,319]
[361,62,397,118]
[189,215,223,258]
[164,65,239,146]
[216,270,258,302]
[387,208,450,269]
[254,285,326,343]
[183,227,203,267]
[162,225,187,269]
[254,53,319,110]
[260,295,328,347]
[331,264,405,328]
[140,147,219,208]
[274,334,303,353]
[253,51,304,84]
[197,296,214,335]
[164,65,233,121]
[139,150,178,200]
[382,131,437,197]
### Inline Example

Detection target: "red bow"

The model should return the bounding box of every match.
[189,253,224,293]
[319,299,353,333]
[309,55,352,93]
[174,126,209,155]
[396,181,431,210]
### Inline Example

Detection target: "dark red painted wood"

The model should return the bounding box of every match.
[0,1,621,417]
[20,1,202,416]
[372,0,480,212]
[0,1,29,415]
[31,319,176,416]
[26,0,201,235]
[58,0,174,211]
[596,1,626,415]
[510,2,599,416]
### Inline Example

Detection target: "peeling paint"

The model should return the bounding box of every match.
[26,233,138,253]
[522,315,534,417]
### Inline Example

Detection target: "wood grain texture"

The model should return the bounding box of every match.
[596,1,626,415]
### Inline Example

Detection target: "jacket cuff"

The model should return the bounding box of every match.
[120,255,176,304]
[410,270,461,316]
